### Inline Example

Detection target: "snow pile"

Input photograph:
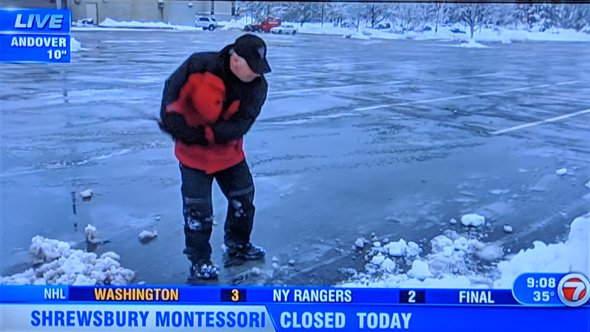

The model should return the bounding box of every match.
[70,37,82,52]
[455,40,489,48]
[219,17,251,30]
[343,31,371,40]
[494,213,590,288]
[0,236,135,285]
[586,180,590,189]
[98,18,200,31]
[341,213,589,289]
[461,213,486,227]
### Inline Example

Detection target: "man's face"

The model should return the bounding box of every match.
[229,52,261,83]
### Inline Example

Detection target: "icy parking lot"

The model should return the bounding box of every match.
[1,30,589,285]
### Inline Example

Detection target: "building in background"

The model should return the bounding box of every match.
[0,0,237,26]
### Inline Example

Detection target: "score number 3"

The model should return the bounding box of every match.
[231,289,241,302]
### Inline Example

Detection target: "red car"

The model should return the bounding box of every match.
[244,18,281,33]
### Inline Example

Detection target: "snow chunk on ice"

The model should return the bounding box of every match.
[556,168,568,175]
[1,236,135,285]
[408,261,433,280]
[371,253,386,266]
[383,239,407,257]
[449,218,458,225]
[85,224,97,243]
[585,180,590,189]
[138,230,158,243]
[355,238,365,249]
[406,242,422,257]
[503,225,513,233]
[80,189,93,200]
[461,213,486,227]
[381,258,396,273]
[477,243,504,261]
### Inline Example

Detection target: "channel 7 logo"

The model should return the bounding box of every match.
[557,273,590,307]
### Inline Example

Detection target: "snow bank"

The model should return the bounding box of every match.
[70,37,82,52]
[98,18,200,31]
[0,236,135,285]
[294,22,590,43]
[341,213,589,289]
[455,40,488,48]
[494,213,589,288]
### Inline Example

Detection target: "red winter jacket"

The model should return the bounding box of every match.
[160,51,268,174]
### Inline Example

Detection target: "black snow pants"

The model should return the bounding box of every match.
[179,160,255,264]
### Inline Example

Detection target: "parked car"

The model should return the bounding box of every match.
[450,28,466,34]
[270,24,297,35]
[244,18,281,33]
[195,16,218,31]
[375,23,391,29]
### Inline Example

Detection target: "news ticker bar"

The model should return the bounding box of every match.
[0,286,538,306]
[1,303,588,332]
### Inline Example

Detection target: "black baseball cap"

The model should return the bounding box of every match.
[232,34,271,74]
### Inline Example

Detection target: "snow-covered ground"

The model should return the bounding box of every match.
[74,18,590,43]
[341,212,589,288]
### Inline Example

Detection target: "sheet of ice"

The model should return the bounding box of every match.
[556,168,568,175]
[461,213,486,227]
[0,236,135,285]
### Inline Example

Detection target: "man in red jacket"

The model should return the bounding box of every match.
[158,34,270,280]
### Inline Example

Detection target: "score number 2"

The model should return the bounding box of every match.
[400,290,425,304]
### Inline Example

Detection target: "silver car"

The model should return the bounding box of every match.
[195,16,218,31]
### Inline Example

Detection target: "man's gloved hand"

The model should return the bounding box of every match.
[157,115,208,146]
[181,125,208,146]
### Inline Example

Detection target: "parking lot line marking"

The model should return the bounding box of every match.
[269,73,503,96]
[541,95,590,105]
[491,108,590,135]
[354,80,580,111]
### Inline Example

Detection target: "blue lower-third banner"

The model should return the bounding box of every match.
[0,304,588,331]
